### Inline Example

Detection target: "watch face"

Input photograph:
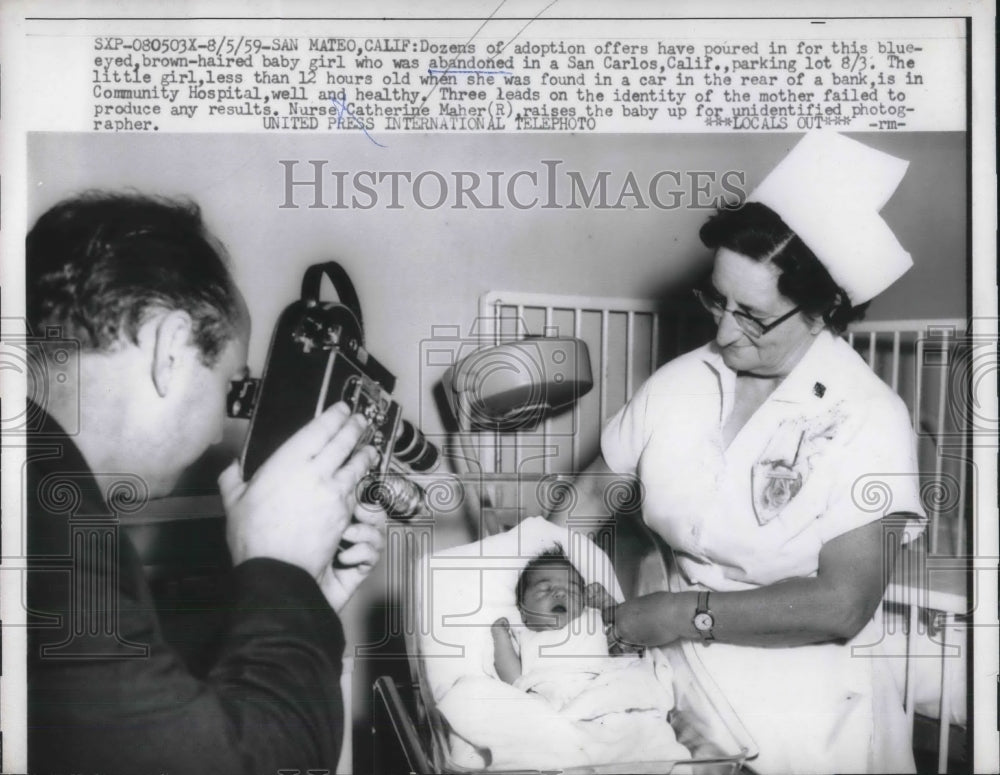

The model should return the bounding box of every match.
[694,612,714,631]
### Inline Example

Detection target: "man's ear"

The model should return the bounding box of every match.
[150,310,196,398]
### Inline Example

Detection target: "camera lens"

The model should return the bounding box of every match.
[392,420,439,471]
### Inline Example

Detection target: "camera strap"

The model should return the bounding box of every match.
[300,262,365,341]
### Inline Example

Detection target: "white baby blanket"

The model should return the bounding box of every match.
[417,517,690,771]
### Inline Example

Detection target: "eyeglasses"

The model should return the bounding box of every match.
[692,288,803,338]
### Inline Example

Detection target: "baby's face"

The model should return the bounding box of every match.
[518,566,585,631]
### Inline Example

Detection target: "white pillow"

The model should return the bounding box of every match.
[415,516,624,702]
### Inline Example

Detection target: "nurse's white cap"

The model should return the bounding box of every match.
[746,130,912,305]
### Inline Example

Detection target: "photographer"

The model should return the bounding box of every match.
[25,192,384,773]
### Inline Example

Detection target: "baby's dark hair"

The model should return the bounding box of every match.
[516,545,585,607]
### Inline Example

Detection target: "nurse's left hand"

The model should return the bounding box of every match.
[585,582,616,611]
[612,592,685,646]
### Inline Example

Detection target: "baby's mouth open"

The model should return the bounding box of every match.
[552,604,567,614]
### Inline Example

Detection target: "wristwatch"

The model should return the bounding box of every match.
[692,591,715,643]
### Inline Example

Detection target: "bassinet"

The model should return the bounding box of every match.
[376,511,757,774]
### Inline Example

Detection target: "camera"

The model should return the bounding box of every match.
[226,262,438,518]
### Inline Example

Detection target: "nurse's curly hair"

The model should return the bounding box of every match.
[699,202,867,333]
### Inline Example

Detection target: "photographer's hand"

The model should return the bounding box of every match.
[317,500,387,613]
[219,402,378,580]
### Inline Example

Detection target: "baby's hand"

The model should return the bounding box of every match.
[491,616,521,684]
[491,617,511,639]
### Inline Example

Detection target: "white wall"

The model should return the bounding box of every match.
[28,131,967,455]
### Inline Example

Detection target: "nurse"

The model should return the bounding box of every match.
[553,131,925,774]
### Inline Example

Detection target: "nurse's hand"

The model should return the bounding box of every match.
[585,581,617,611]
[612,592,686,646]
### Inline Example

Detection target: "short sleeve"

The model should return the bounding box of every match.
[600,379,654,475]
[601,351,715,475]
[819,395,927,545]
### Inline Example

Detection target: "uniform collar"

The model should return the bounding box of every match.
[699,329,848,407]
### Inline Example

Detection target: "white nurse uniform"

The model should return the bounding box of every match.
[602,329,925,774]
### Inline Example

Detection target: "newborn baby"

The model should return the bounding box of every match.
[491,546,640,710]
[442,539,689,769]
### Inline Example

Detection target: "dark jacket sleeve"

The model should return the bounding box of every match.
[26,432,346,775]
[30,546,345,775]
